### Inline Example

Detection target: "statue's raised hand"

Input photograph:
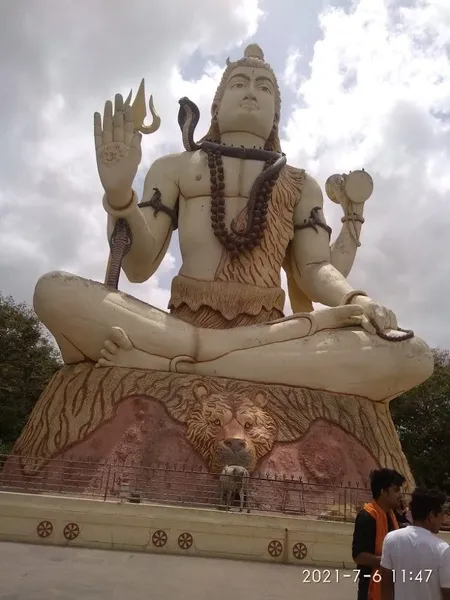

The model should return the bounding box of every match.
[94,94,142,208]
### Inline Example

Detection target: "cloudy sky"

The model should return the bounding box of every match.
[1,0,450,349]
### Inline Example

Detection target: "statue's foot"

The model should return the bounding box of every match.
[95,326,183,372]
[96,326,134,368]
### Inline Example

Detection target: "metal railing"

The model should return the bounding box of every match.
[0,454,448,526]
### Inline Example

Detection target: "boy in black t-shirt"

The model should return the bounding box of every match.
[352,468,405,600]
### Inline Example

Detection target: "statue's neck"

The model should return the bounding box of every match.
[220,132,267,150]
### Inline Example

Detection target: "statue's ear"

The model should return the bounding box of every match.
[253,392,268,408]
[193,383,209,402]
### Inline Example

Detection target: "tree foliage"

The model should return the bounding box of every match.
[391,348,450,494]
[0,293,61,452]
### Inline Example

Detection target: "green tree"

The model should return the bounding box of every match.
[0,293,61,452]
[391,348,450,494]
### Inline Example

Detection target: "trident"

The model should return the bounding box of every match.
[104,80,160,289]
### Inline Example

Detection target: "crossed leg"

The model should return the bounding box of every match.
[33,271,433,400]
[33,271,364,370]
[33,271,196,368]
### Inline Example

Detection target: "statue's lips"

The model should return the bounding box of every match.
[239,102,259,110]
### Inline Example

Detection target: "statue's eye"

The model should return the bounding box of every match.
[244,422,252,429]
[233,82,245,88]
[260,85,271,93]
[213,419,221,426]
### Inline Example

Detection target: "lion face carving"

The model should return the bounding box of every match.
[185,383,277,472]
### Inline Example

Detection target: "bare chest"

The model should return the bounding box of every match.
[178,151,265,200]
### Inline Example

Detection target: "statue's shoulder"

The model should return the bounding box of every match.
[283,166,322,207]
[285,164,311,184]
[146,152,186,180]
[150,151,184,168]
[150,149,200,169]
[284,163,305,183]
[285,163,305,176]
[285,165,316,182]
[284,164,319,194]
[302,170,320,186]
[300,170,322,202]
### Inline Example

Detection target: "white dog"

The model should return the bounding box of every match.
[219,465,250,513]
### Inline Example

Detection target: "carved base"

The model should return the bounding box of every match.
[2,363,414,507]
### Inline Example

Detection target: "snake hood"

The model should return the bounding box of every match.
[178,97,201,152]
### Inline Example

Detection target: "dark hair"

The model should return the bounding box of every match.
[370,468,406,499]
[410,487,446,521]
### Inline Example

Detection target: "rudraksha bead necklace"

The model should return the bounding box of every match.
[208,148,280,258]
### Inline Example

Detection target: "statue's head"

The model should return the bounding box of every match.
[204,44,281,152]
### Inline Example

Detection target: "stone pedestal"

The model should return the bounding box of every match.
[2,363,413,506]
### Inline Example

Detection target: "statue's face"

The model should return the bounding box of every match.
[216,66,277,141]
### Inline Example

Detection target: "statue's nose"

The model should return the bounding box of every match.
[224,438,247,452]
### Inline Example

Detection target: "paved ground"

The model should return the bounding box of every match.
[0,541,357,599]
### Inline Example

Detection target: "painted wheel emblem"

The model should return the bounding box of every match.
[268,540,283,557]
[152,529,168,547]
[178,532,193,550]
[63,522,80,541]
[293,542,308,560]
[37,521,53,538]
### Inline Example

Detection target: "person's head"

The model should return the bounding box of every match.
[370,468,406,511]
[409,487,447,534]
[204,44,281,151]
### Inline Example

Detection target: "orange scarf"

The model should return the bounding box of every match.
[363,502,399,600]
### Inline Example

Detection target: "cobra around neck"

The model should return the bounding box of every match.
[220,131,267,150]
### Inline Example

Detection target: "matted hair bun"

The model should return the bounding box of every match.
[244,44,265,61]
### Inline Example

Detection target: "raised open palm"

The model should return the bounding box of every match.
[94,94,142,206]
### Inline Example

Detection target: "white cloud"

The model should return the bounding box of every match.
[282,48,302,90]
[0,0,264,313]
[282,0,450,347]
